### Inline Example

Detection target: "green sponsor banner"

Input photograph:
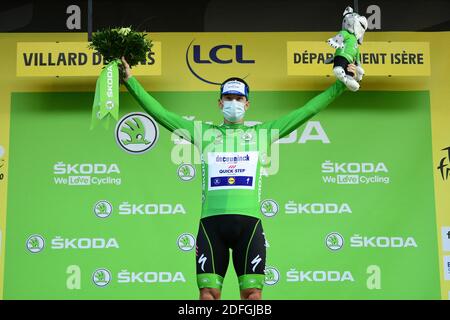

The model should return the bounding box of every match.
[3,89,440,299]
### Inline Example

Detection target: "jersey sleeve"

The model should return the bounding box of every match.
[258,80,346,143]
[124,76,206,145]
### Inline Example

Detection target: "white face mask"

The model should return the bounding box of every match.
[222,100,246,122]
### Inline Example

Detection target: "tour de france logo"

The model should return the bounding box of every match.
[437,146,450,181]
[325,232,344,251]
[115,112,159,154]
[26,235,45,253]
[260,199,279,217]
[93,200,113,218]
[92,268,112,287]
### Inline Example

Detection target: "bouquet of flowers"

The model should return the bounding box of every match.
[88,27,152,129]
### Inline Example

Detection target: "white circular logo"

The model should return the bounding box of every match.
[115,112,159,154]
[260,199,279,217]
[92,268,112,287]
[26,235,45,253]
[177,233,195,252]
[93,200,113,218]
[0,145,4,158]
[106,100,114,110]
[177,164,195,181]
[264,266,280,285]
[242,131,253,141]
[325,232,344,251]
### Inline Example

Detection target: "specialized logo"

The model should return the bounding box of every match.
[437,147,450,181]
[264,266,280,285]
[177,163,195,181]
[26,235,45,253]
[251,255,262,272]
[442,227,450,252]
[326,232,344,251]
[322,160,390,185]
[198,254,207,272]
[177,233,195,252]
[115,112,159,154]
[93,200,113,218]
[186,39,255,85]
[92,268,112,287]
[260,199,279,217]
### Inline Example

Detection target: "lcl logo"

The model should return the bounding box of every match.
[186,39,255,85]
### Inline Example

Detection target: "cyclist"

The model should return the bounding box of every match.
[121,57,359,300]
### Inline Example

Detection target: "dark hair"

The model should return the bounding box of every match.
[220,77,250,100]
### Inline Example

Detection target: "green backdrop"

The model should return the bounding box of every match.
[3,89,439,299]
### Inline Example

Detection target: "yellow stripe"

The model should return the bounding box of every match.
[427,33,450,300]
[0,55,11,302]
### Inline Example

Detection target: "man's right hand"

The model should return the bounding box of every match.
[121,56,132,82]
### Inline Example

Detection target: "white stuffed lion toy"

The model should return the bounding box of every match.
[326,6,368,91]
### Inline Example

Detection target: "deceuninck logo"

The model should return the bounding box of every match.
[264,266,280,285]
[326,232,344,251]
[115,112,159,154]
[92,268,112,287]
[26,234,45,253]
[93,200,113,218]
[177,233,195,252]
[260,199,279,217]
[177,164,195,181]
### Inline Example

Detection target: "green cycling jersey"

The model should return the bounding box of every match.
[125,77,346,219]
[335,30,361,64]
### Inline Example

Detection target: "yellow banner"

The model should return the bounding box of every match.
[287,41,430,76]
[1,31,450,300]
[16,41,161,77]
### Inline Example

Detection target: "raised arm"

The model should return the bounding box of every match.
[258,80,346,143]
[122,57,202,145]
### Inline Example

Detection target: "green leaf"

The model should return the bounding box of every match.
[89,26,153,67]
